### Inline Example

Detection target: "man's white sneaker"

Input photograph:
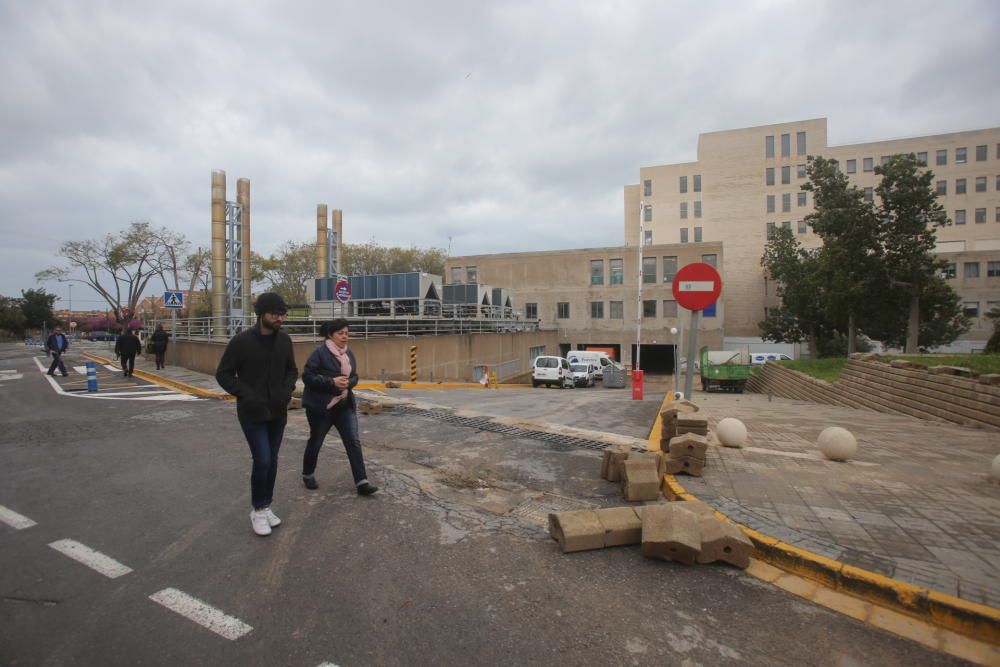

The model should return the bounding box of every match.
[250,510,272,536]
[264,508,281,528]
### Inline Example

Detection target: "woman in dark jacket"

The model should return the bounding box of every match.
[301,319,378,495]
[151,324,169,370]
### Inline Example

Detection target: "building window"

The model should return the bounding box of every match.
[693,175,701,192]
[846,159,856,174]
[976,145,987,161]
[963,302,979,317]
[997,175,1000,191]
[943,263,956,279]
[955,209,966,225]
[557,302,570,319]
[590,301,604,319]
[642,256,657,283]
[450,267,462,283]
[525,302,538,319]
[701,254,717,267]
[680,202,688,219]
[781,133,790,157]
[766,168,775,186]
[797,164,806,178]
[680,175,688,193]
[916,151,928,165]
[694,201,702,218]
[781,165,790,184]
[643,229,652,245]
[976,176,987,193]
[643,179,652,196]
[590,259,604,285]
[767,194,775,213]
[642,300,656,318]
[796,131,806,155]
[965,262,980,278]
[782,193,791,212]
[864,187,874,203]
[466,266,477,283]
[956,147,967,164]
[975,208,986,224]
[797,220,808,234]
[782,221,791,232]
[662,300,678,318]
[765,135,775,158]
[936,180,947,195]
[988,261,1000,277]
[863,157,874,172]
[663,256,677,283]
[990,301,1000,316]
[610,301,623,319]
[797,192,807,207]
[766,222,776,239]
[643,204,652,222]
[529,345,545,363]
[694,227,703,242]
[956,178,966,195]
[881,155,891,167]
[936,149,947,166]
[997,206,1000,223]
[680,228,688,243]
[610,258,624,284]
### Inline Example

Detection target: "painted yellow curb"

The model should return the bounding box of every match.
[650,392,1000,647]
[358,382,532,390]
[81,353,233,400]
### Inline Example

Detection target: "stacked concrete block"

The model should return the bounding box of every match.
[622,457,661,501]
[640,504,702,565]
[548,510,605,553]
[595,507,643,547]
[359,401,383,415]
[696,514,754,568]
[659,399,700,444]
[601,443,632,482]
[661,433,708,477]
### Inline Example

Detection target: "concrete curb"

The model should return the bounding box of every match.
[652,394,1000,646]
[81,353,233,400]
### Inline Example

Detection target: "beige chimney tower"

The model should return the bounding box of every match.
[210,170,227,338]
[316,204,329,278]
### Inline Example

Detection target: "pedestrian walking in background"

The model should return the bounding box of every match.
[216,293,298,537]
[115,328,141,377]
[301,319,378,496]
[45,325,69,376]
[151,324,169,370]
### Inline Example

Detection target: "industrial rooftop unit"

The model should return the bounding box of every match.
[309,272,442,318]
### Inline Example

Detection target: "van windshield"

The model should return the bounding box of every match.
[535,358,558,368]
[571,364,588,372]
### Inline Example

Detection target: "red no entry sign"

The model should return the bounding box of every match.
[335,280,352,303]
[672,262,722,311]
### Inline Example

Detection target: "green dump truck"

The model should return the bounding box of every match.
[699,346,751,393]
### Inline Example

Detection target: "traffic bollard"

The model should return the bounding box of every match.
[632,369,644,401]
[86,360,98,393]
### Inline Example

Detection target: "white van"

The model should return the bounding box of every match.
[532,356,573,388]
[566,350,615,378]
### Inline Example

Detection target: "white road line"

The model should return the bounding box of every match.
[88,390,176,397]
[318,663,342,666]
[103,365,121,372]
[0,372,23,379]
[87,394,201,401]
[48,539,133,578]
[73,366,89,375]
[0,505,37,530]
[149,588,253,640]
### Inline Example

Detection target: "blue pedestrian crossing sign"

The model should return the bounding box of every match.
[163,291,184,309]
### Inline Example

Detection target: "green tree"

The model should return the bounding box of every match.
[874,154,964,352]
[20,288,59,329]
[0,295,27,335]
[985,305,1000,354]
[253,240,315,305]
[341,240,446,276]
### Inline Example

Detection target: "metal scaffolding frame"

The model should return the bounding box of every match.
[225,201,244,335]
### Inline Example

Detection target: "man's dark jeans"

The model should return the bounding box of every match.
[48,353,67,375]
[239,419,286,510]
[121,353,136,375]
[304,406,368,486]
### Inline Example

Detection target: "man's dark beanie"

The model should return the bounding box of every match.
[254,292,288,317]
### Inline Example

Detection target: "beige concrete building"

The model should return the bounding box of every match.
[626,118,1000,352]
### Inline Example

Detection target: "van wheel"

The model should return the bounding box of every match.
[532,379,539,387]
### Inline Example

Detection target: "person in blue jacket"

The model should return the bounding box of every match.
[45,325,69,376]
[301,319,378,495]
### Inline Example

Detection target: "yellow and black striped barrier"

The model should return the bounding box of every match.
[409,345,417,382]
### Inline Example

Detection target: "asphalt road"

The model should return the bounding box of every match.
[0,343,971,666]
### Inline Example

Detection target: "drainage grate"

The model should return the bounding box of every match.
[393,405,643,453]
[509,494,598,526]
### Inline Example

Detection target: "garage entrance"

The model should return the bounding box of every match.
[630,344,675,374]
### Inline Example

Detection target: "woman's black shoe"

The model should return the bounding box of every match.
[357,483,378,496]
[303,476,319,490]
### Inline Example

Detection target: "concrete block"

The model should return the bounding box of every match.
[595,507,643,547]
[660,399,700,416]
[889,359,927,371]
[603,443,631,482]
[929,365,973,377]
[697,516,754,568]
[978,374,1000,385]
[677,427,708,437]
[850,352,879,361]
[668,433,708,461]
[663,455,704,477]
[548,510,605,553]
[640,504,702,565]
[623,459,661,501]
[679,498,718,517]
[359,401,383,415]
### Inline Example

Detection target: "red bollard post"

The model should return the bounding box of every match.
[632,369,644,401]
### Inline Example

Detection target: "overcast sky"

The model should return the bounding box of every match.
[2,0,998,311]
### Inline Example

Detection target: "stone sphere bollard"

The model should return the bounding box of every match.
[716,417,748,448]
[817,426,857,461]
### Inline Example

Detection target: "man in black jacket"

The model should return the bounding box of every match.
[216,293,299,537]
[45,325,69,376]
[115,328,142,377]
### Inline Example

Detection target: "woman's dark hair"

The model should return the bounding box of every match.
[320,319,350,338]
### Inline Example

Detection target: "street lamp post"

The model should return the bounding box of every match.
[636,200,644,372]
[670,326,680,395]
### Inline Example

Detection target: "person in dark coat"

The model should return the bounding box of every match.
[215,293,299,537]
[115,328,142,377]
[45,325,69,376]
[301,319,378,495]
[151,324,169,370]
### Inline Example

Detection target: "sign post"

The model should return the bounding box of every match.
[672,263,723,400]
[163,291,184,368]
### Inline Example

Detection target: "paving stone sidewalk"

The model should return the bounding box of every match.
[683,390,1000,608]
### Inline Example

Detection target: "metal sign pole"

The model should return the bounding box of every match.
[684,310,700,400]
[636,200,644,372]
[171,308,177,367]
